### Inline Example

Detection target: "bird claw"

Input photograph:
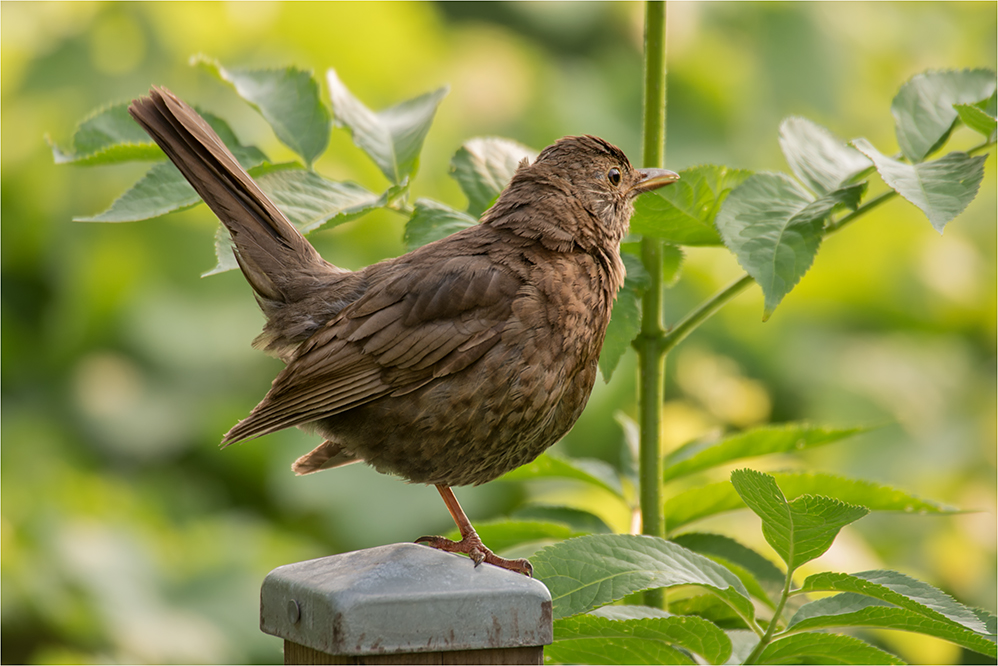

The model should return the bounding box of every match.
[415,534,533,577]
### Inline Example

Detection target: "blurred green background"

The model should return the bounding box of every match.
[2,2,995,664]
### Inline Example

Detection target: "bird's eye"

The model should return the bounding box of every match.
[607,167,621,186]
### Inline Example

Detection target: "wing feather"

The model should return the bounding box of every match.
[223,238,524,445]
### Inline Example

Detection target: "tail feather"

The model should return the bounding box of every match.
[128,86,333,304]
[292,440,363,475]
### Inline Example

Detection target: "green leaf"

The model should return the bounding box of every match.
[788,593,997,658]
[891,68,996,162]
[531,534,753,622]
[402,198,477,250]
[954,101,997,139]
[730,469,868,573]
[671,532,785,607]
[621,250,652,291]
[76,161,198,222]
[715,173,827,320]
[665,482,749,534]
[600,253,651,382]
[205,167,383,275]
[799,570,989,634]
[630,165,752,245]
[758,632,904,665]
[665,471,961,533]
[779,116,872,196]
[547,614,731,665]
[450,137,536,216]
[769,471,961,515]
[501,452,624,499]
[725,630,762,664]
[327,68,448,184]
[75,143,267,223]
[974,607,998,636]
[663,423,870,481]
[195,56,330,167]
[853,139,987,233]
[590,605,672,620]
[667,595,749,630]
[49,102,162,165]
[258,168,385,233]
[600,287,641,382]
[512,506,613,534]
[443,519,585,554]
[660,243,685,287]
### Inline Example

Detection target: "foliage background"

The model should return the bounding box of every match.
[1,2,994,664]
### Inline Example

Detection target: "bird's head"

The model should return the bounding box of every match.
[486,135,679,252]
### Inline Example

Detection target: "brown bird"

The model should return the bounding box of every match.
[129,86,678,576]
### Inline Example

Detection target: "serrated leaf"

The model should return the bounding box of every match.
[403,198,477,250]
[800,570,988,634]
[590,605,672,620]
[501,452,623,499]
[954,100,997,139]
[76,144,267,223]
[665,471,961,533]
[50,140,164,166]
[205,168,383,275]
[788,593,997,658]
[600,287,641,383]
[259,169,386,233]
[50,102,162,165]
[548,616,691,665]
[76,161,199,222]
[666,595,748,630]
[661,243,685,287]
[758,632,905,665]
[671,532,785,608]
[599,253,650,382]
[730,469,868,572]
[891,68,996,163]
[450,137,536,216]
[548,614,731,665]
[327,68,447,184]
[716,173,828,320]
[779,116,873,196]
[769,471,962,514]
[195,56,330,166]
[664,423,870,481]
[630,165,752,245]
[853,139,987,233]
[531,534,753,622]
[974,607,998,636]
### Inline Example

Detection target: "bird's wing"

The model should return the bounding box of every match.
[222,242,522,444]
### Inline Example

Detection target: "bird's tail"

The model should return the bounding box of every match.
[128,86,340,307]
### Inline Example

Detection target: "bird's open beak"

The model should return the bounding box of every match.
[631,167,680,194]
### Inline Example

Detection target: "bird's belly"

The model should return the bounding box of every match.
[313,347,598,486]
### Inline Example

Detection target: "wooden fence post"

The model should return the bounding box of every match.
[261,543,553,664]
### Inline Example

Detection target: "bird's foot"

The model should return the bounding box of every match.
[415,532,533,577]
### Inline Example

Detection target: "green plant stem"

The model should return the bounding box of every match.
[744,570,795,664]
[637,0,668,610]
[823,189,894,234]
[661,274,754,355]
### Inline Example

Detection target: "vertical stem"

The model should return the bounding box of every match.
[637,0,667,610]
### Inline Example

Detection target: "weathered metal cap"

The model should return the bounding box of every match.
[260,542,553,657]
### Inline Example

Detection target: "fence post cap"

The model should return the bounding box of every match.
[260,542,553,657]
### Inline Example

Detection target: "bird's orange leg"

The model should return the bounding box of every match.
[416,485,533,577]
